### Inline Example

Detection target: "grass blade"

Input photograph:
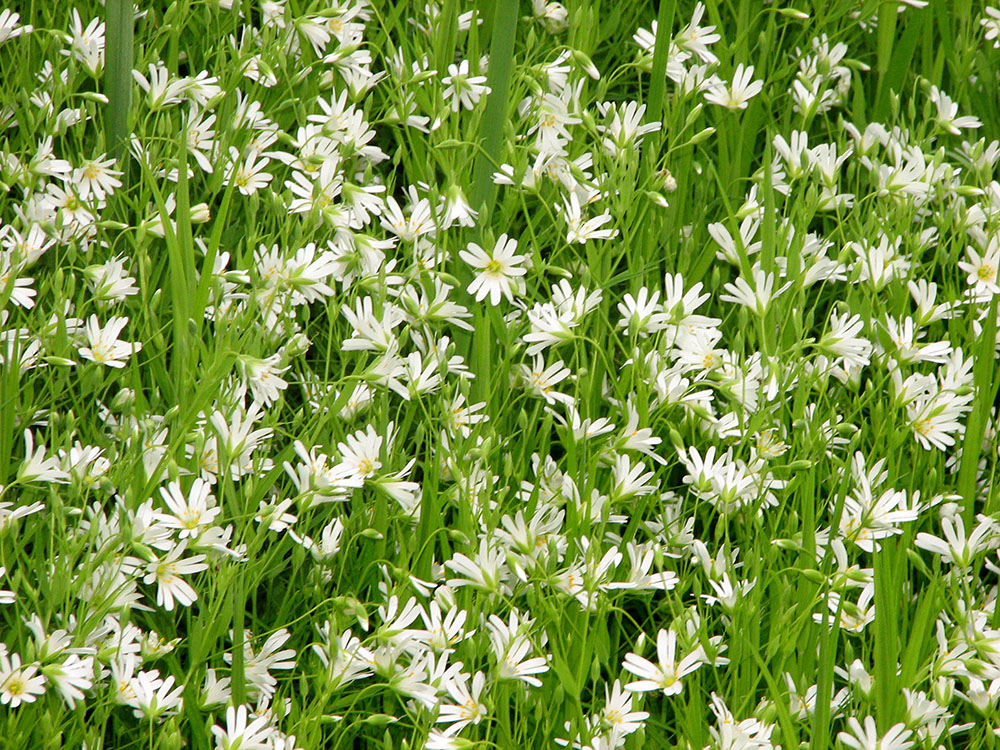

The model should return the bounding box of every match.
[469,0,517,219]
[104,0,133,168]
[645,0,676,125]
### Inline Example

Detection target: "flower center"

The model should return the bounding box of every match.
[4,676,26,697]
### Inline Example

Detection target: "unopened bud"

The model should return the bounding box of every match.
[41,356,77,367]
[688,127,715,146]
[571,49,600,80]
[773,537,801,551]
[447,528,471,546]
[363,714,398,726]
[799,569,826,584]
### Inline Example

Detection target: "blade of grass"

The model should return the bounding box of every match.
[874,3,925,122]
[0,334,20,485]
[468,3,516,401]
[645,0,676,127]
[811,593,841,750]
[135,149,195,402]
[105,0,133,170]
[873,536,901,732]
[959,296,999,523]
[192,181,235,340]
[469,0,517,218]
[874,1,898,119]
[230,568,246,706]
[898,573,940,685]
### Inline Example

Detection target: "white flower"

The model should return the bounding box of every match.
[883,316,952,364]
[73,154,121,201]
[532,0,569,34]
[519,354,575,406]
[255,498,297,532]
[704,63,763,110]
[201,669,232,708]
[720,266,789,317]
[437,671,488,736]
[340,296,405,352]
[211,704,273,750]
[63,10,104,75]
[958,244,1000,295]
[459,233,527,306]
[446,538,511,595]
[438,185,477,229]
[486,612,550,687]
[837,716,912,750]
[601,679,649,739]
[907,387,973,451]
[126,671,184,721]
[622,629,702,696]
[226,147,273,195]
[0,568,13,605]
[0,646,46,707]
[524,302,576,355]
[0,224,55,266]
[915,514,998,568]
[206,402,274,481]
[18,429,71,484]
[615,402,664,462]
[225,629,296,699]
[380,195,434,242]
[0,254,36,309]
[0,10,32,45]
[607,542,679,592]
[983,7,1000,48]
[610,454,657,500]
[143,541,208,611]
[928,85,981,134]
[617,287,669,337]
[78,315,142,367]
[529,92,581,152]
[286,164,347,228]
[596,100,660,156]
[84,254,139,305]
[676,3,720,63]
[132,62,189,109]
[817,312,872,369]
[337,423,384,480]
[442,59,490,111]
[875,146,930,199]
[238,353,289,406]
[157,478,221,540]
[43,653,94,708]
[184,107,217,173]
[558,192,618,244]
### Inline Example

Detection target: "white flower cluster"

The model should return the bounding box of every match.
[0,1,999,749]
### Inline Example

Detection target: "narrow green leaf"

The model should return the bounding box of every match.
[469,0,517,219]
[645,0,676,125]
[105,0,133,168]
[873,537,901,731]
[959,296,999,522]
